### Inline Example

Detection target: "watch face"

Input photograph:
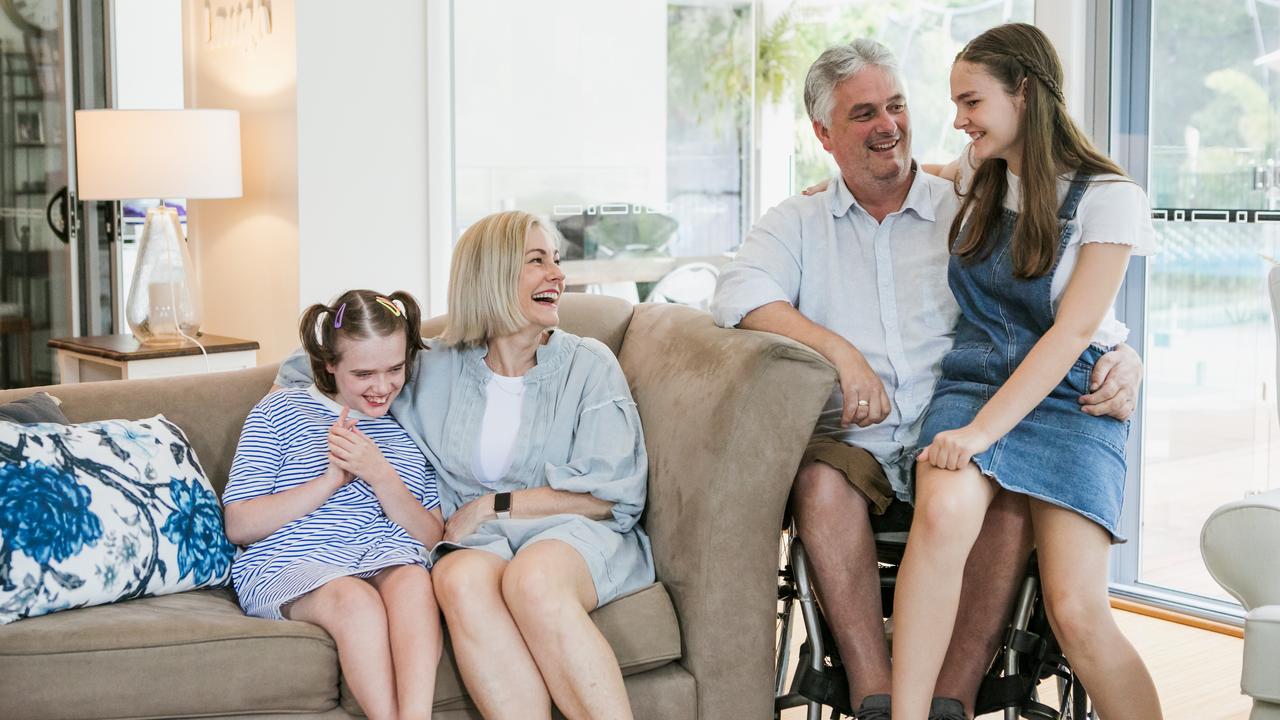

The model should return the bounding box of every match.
[494,492,512,513]
[3,0,58,34]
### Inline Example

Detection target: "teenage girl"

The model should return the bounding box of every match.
[223,289,443,720]
[890,23,1162,720]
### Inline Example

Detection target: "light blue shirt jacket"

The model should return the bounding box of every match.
[711,170,961,499]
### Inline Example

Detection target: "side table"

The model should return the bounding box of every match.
[48,334,259,383]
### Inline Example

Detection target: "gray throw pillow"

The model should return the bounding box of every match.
[0,392,69,424]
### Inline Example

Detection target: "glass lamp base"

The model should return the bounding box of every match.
[125,206,203,345]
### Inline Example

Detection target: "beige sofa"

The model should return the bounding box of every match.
[0,295,836,720]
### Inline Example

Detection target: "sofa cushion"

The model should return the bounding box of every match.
[340,582,683,715]
[0,392,69,424]
[0,416,236,624]
[0,588,339,720]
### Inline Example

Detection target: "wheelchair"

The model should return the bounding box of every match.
[774,500,1096,719]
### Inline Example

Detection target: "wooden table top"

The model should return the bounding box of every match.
[47,333,260,362]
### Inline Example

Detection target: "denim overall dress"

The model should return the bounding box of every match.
[917,173,1129,540]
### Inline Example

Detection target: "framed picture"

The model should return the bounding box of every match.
[15,111,44,145]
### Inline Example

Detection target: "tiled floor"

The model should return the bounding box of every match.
[778,609,1250,719]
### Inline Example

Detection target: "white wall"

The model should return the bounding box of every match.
[113,0,184,109]
[180,0,436,359]
[183,0,299,364]
[294,0,431,311]
[452,0,666,228]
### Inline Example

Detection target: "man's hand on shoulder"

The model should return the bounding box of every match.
[1079,343,1142,421]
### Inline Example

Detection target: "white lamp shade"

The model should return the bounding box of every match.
[75,109,243,200]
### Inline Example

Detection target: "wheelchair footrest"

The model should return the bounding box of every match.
[975,674,1030,713]
[792,646,853,716]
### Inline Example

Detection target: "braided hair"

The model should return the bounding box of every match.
[948,23,1127,278]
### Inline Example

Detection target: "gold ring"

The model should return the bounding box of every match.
[857,400,870,407]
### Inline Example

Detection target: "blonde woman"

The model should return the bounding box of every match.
[277,210,654,720]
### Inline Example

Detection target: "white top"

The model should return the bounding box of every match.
[472,370,526,487]
[712,168,962,500]
[958,144,1155,346]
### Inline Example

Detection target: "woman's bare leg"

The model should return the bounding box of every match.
[432,550,551,720]
[502,540,632,720]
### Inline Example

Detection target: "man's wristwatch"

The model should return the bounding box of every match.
[493,491,512,521]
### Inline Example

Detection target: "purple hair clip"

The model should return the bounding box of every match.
[334,302,347,328]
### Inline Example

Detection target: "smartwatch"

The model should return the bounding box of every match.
[493,491,512,521]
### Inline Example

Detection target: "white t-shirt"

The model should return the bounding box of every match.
[957,144,1155,346]
[472,371,525,487]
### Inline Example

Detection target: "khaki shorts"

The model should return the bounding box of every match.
[801,437,894,515]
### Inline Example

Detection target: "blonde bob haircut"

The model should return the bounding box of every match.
[440,210,558,348]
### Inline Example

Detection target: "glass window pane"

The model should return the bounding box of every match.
[452,1,1032,307]
[1139,0,1280,602]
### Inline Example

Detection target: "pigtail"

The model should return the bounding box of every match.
[389,290,428,372]
[299,303,340,394]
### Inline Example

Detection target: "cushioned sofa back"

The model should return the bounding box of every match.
[0,364,278,496]
[420,292,634,355]
[1,294,634,498]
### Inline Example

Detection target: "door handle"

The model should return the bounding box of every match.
[46,185,69,243]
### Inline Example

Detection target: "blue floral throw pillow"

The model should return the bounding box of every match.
[0,415,235,624]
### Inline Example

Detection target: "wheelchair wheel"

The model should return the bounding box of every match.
[1070,676,1095,720]
[1056,674,1095,719]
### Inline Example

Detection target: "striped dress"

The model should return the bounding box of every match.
[223,386,438,620]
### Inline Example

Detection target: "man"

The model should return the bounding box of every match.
[711,40,1141,720]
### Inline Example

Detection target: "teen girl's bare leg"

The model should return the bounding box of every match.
[368,564,443,719]
[1031,500,1162,720]
[890,462,998,720]
[286,577,398,720]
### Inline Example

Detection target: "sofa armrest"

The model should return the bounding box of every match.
[618,303,836,720]
[1201,488,1280,611]
[1244,605,1280,703]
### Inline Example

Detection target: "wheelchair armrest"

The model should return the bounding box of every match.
[1201,488,1280,611]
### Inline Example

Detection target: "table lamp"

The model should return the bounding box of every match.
[75,109,242,346]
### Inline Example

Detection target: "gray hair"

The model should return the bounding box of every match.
[803,39,903,127]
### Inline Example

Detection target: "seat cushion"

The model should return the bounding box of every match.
[0,588,338,720]
[340,582,683,715]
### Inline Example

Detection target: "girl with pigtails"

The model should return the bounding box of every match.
[223,289,444,720]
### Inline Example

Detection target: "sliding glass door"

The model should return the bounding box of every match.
[0,0,111,389]
[1113,0,1280,615]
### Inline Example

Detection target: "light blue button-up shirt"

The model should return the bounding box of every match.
[711,169,961,499]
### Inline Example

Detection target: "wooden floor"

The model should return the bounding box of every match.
[1108,610,1250,720]
[779,609,1251,719]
